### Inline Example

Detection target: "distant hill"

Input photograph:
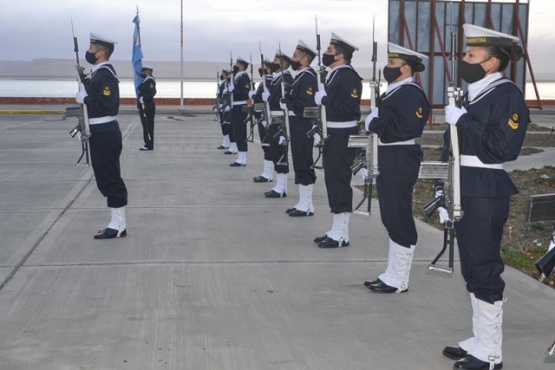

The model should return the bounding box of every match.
[0,59,240,80]
[0,58,553,81]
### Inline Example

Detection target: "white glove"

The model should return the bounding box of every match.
[262,91,270,102]
[261,120,269,128]
[227,81,235,92]
[438,207,450,224]
[445,104,467,125]
[313,132,321,146]
[248,90,255,99]
[364,107,379,132]
[139,96,144,104]
[76,90,88,104]
[75,131,83,142]
[224,105,231,112]
[279,100,287,110]
[314,90,327,105]
[435,187,444,198]
[278,136,286,145]
[360,167,369,182]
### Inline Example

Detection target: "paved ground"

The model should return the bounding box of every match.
[0,106,554,369]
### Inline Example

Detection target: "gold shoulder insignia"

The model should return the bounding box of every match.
[307,87,313,96]
[415,106,423,119]
[103,86,111,96]
[508,112,519,130]
[350,88,359,98]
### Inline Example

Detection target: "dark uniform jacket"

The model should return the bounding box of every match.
[321,64,362,121]
[441,77,530,198]
[232,71,251,102]
[286,67,318,118]
[84,63,119,118]
[138,76,156,105]
[269,71,293,111]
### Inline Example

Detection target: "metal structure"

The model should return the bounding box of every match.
[388,0,542,110]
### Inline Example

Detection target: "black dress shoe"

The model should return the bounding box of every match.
[224,150,236,155]
[313,235,328,243]
[363,279,380,287]
[453,355,503,369]
[286,207,297,214]
[317,237,349,248]
[253,175,272,183]
[289,209,314,217]
[443,346,468,360]
[217,145,228,149]
[368,279,408,293]
[230,162,246,167]
[139,146,152,151]
[265,190,286,198]
[94,228,127,239]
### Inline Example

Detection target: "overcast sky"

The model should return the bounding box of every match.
[0,0,553,75]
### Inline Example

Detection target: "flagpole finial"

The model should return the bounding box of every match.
[136,5,139,14]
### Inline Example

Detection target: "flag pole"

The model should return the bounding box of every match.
[180,0,184,110]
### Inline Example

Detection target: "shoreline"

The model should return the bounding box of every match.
[1,96,554,107]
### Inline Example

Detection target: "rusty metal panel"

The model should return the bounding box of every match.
[388,0,529,107]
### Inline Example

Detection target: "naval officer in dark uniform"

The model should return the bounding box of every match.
[228,56,251,166]
[313,33,362,248]
[76,32,128,239]
[440,24,529,370]
[137,65,156,151]
[282,40,319,216]
[363,43,431,293]
[263,50,293,198]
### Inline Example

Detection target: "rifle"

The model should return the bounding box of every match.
[305,15,327,169]
[259,41,272,125]
[275,43,290,166]
[422,0,464,274]
[246,53,256,142]
[348,17,381,216]
[67,20,90,166]
[213,69,221,121]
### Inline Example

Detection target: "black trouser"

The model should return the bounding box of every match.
[219,112,229,136]
[322,126,358,213]
[455,196,509,304]
[257,117,271,160]
[89,121,128,208]
[290,116,316,185]
[138,101,155,149]
[231,104,248,151]
[268,122,288,174]
[375,145,422,248]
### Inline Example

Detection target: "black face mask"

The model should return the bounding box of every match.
[458,60,488,84]
[322,53,336,67]
[383,66,403,83]
[269,62,281,73]
[232,65,239,74]
[85,51,97,65]
[290,60,301,71]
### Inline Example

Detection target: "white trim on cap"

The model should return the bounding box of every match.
[463,24,519,42]
[297,39,317,56]
[387,42,428,60]
[331,32,359,51]
[90,32,118,45]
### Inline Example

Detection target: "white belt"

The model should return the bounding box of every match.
[378,139,415,146]
[89,116,117,124]
[461,155,504,169]
[270,110,296,117]
[233,100,247,106]
[327,120,357,128]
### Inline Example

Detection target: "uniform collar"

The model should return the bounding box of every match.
[468,72,502,101]
[385,76,413,94]
[91,61,110,73]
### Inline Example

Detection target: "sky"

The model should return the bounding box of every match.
[0,0,553,76]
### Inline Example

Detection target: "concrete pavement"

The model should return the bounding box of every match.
[0,109,554,369]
